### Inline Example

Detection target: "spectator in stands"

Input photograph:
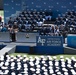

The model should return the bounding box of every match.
[13,18,18,23]
[59,24,65,32]
[39,26,46,35]
[20,24,26,32]
[1,25,8,32]
[22,17,27,24]
[66,10,71,15]
[0,25,2,31]
[55,10,76,34]
[54,25,60,36]
[37,20,43,27]
[17,17,23,25]
[45,10,52,21]
[0,16,2,22]
[55,18,61,25]
[45,25,50,35]
[8,17,13,25]
[25,22,31,31]
[50,25,55,36]
[45,15,52,21]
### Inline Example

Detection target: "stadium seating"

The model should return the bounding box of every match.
[55,10,76,34]
[55,10,76,26]
[0,9,75,35]
[6,11,63,37]
[7,10,53,32]
[0,54,76,75]
[5,10,76,34]
[0,10,76,41]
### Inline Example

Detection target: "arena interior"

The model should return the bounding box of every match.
[0,0,76,75]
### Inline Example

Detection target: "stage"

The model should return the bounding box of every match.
[0,33,76,55]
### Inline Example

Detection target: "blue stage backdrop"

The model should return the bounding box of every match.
[67,35,76,48]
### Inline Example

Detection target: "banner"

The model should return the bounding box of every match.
[36,36,63,47]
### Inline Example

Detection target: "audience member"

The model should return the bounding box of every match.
[0,55,76,75]
[4,52,8,61]
[0,16,2,22]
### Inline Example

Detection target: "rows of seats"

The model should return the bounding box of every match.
[8,11,52,25]
[7,10,52,32]
[55,10,76,26]
[3,10,76,33]
[55,10,76,34]
[0,54,76,75]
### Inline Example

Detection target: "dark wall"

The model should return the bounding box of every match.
[0,0,3,10]
[16,46,64,55]
[4,0,76,22]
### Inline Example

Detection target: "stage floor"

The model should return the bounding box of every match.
[0,42,67,48]
[0,42,36,46]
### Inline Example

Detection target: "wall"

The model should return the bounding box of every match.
[67,34,76,48]
[4,0,22,22]
[16,46,64,55]
[0,0,3,10]
[4,0,76,22]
